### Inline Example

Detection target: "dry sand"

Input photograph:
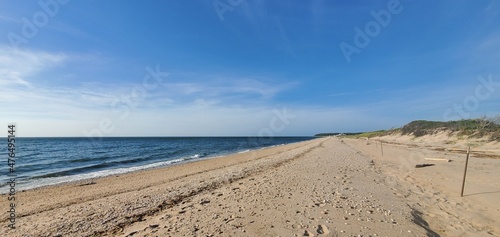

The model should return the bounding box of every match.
[1,137,498,236]
[354,136,500,237]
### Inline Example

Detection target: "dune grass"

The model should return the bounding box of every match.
[324,116,500,141]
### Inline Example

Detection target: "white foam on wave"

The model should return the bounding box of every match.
[0,139,310,194]
[0,157,188,194]
[189,153,205,159]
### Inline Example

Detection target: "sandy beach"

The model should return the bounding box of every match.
[2,137,499,236]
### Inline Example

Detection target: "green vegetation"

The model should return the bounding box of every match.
[315,130,399,138]
[400,117,500,141]
[353,130,392,138]
[314,132,363,137]
[343,129,401,139]
[317,116,500,141]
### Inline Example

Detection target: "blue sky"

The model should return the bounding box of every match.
[1,0,499,137]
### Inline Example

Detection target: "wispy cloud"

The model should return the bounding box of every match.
[485,0,500,17]
[475,31,500,57]
[0,46,66,87]
[0,14,19,23]
[152,71,298,106]
[0,46,298,130]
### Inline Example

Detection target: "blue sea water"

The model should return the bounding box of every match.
[1,137,315,193]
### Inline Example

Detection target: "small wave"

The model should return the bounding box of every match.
[187,153,207,160]
[31,155,159,179]
[0,158,186,193]
[190,154,201,159]
[177,154,202,162]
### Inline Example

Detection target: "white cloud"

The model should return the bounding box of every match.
[150,72,297,106]
[0,47,301,136]
[6,78,497,137]
[0,46,66,87]
[0,14,19,23]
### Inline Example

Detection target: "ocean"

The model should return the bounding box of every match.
[1,137,315,193]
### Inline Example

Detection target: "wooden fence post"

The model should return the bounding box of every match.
[461,146,471,197]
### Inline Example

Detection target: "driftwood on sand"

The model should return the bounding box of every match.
[415,164,435,168]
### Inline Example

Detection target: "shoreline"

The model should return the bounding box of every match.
[2,137,497,236]
[0,139,309,194]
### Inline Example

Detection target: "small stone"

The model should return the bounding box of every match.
[303,229,314,236]
[317,225,330,235]
[200,199,210,205]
